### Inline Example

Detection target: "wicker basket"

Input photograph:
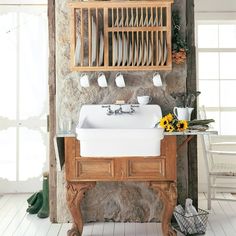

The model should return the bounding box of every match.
[173,208,209,235]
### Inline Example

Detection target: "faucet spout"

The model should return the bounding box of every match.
[102,104,139,116]
[114,105,123,115]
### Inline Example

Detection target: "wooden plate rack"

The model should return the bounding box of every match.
[69,0,174,71]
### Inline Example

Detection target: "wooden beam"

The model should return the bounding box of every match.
[48,0,57,222]
[186,0,198,208]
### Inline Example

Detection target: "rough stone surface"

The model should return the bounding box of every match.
[56,0,188,223]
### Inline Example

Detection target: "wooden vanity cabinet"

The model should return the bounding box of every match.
[64,135,177,236]
[65,136,176,182]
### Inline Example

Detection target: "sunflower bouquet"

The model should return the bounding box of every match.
[159,113,188,132]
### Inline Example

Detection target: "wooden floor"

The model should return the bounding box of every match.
[0,193,236,236]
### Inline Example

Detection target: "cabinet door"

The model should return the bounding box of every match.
[126,158,166,180]
[75,159,115,180]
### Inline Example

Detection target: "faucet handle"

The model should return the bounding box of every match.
[102,105,111,108]
[102,105,114,115]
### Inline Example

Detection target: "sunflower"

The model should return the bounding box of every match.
[159,116,169,128]
[166,124,175,132]
[166,113,174,122]
[176,120,188,132]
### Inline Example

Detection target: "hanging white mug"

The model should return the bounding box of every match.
[80,73,90,88]
[115,72,126,87]
[98,72,108,87]
[153,72,162,87]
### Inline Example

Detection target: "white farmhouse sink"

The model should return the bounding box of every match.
[76,104,164,157]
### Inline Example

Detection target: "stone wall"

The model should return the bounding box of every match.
[56,0,188,223]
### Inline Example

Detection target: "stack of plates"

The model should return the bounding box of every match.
[110,35,168,67]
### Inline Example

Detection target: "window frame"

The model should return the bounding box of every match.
[0,3,49,192]
[195,13,236,135]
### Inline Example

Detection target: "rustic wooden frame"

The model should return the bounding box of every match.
[48,0,57,222]
[69,0,174,71]
[186,0,198,208]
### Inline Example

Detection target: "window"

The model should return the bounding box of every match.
[196,20,236,135]
[0,4,48,192]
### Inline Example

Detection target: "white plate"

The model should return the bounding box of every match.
[158,9,162,26]
[163,37,168,65]
[91,16,97,64]
[133,42,137,65]
[153,16,157,26]
[139,15,142,26]
[113,34,118,66]
[129,9,133,26]
[124,9,128,26]
[114,9,118,26]
[134,10,138,26]
[118,18,122,27]
[158,38,162,65]
[98,32,104,66]
[123,34,128,66]
[153,9,157,26]
[147,40,152,66]
[143,13,148,26]
[74,34,81,66]
[148,16,152,26]
[137,41,142,66]
[118,34,122,66]
[142,41,147,66]
[127,42,132,66]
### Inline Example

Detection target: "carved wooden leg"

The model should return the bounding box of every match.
[150,182,177,236]
[66,182,96,236]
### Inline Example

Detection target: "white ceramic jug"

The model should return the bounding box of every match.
[173,107,194,121]
[187,107,194,121]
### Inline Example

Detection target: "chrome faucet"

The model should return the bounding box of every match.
[102,105,114,115]
[114,105,123,115]
[102,104,139,115]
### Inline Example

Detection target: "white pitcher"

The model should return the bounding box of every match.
[173,107,194,121]
[187,107,194,121]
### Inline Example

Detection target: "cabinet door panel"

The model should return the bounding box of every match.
[127,158,165,179]
[76,159,114,179]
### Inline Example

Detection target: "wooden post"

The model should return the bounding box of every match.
[186,0,198,208]
[48,0,57,222]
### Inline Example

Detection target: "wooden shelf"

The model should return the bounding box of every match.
[69,1,174,71]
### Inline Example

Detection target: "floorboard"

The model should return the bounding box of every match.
[135,223,146,236]
[82,223,94,236]
[103,222,114,236]
[0,194,29,236]
[114,222,125,236]
[124,222,135,236]
[46,223,62,236]
[1,193,236,236]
